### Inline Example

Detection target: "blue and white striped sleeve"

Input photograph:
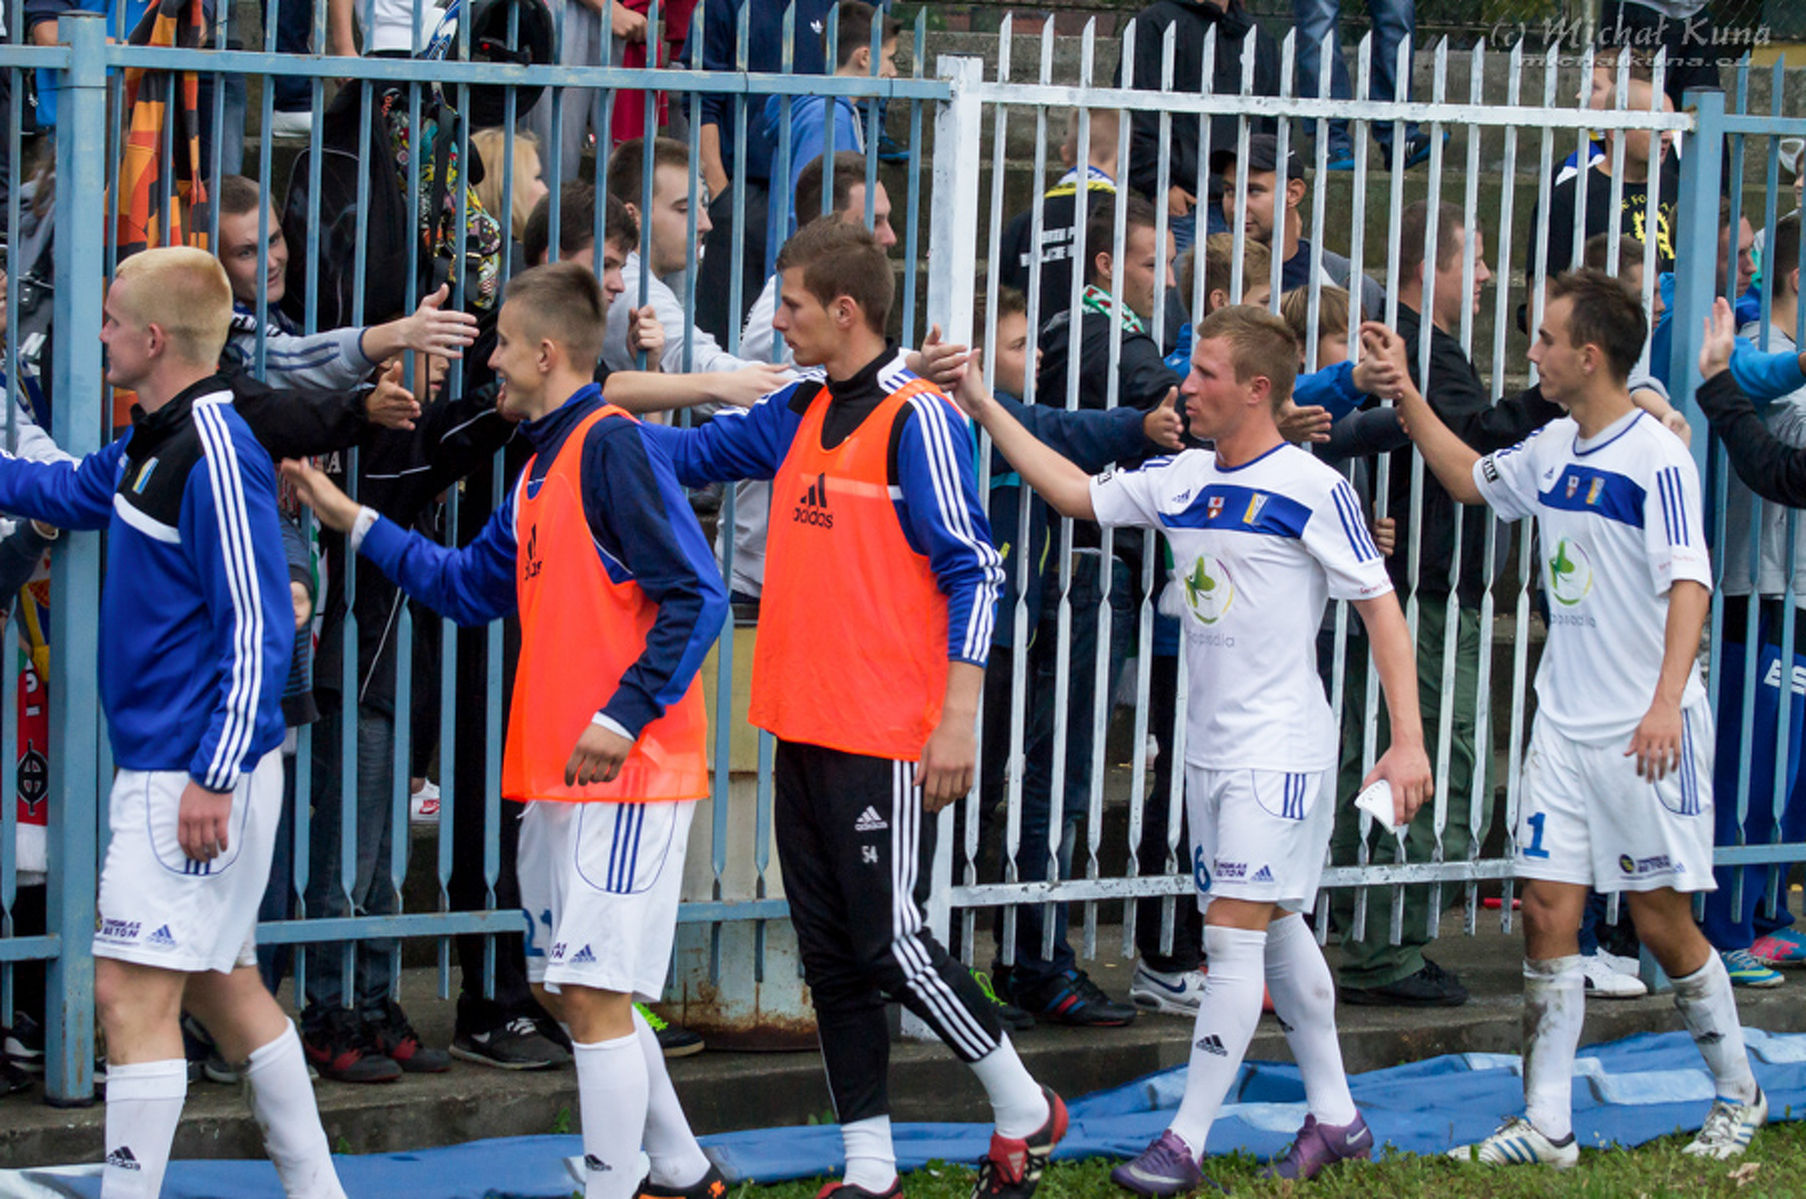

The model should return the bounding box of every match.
[1644,457,1712,595]
[1303,477,1393,602]
[897,392,1004,667]
[184,405,284,791]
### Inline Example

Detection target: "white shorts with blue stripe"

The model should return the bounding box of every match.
[1184,765,1334,914]
[519,798,696,1000]
[1515,703,1716,894]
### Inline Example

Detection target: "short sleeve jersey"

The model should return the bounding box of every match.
[1473,408,1710,744]
[1089,442,1392,772]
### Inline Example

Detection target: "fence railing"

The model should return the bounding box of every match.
[1,2,1803,1112]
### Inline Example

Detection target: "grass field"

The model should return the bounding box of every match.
[726,1116,1805,1199]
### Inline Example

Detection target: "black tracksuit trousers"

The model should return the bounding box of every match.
[775,739,1004,1125]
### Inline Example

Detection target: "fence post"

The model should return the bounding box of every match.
[1670,87,1725,482]
[903,52,982,1044]
[43,10,107,1107]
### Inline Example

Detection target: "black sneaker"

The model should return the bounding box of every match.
[637,1003,704,1058]
[637,1163,729,1199]
[180,1014,239,1084]
[301,1009,402,1083]
[3,1012,43,1073]
[972,969,1034,1032]
[2,1054,31,1096]
[815,1181,902,1199]
[368,1000,451,1073]
[1009,969,1137,1028]
[452,1014,570,1070]
[1382,130,1441,171]
[1340,957,1470,1007]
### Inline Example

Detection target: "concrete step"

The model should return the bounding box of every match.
[6,912,1804,1167]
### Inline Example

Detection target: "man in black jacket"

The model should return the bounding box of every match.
[1115,0,1280,251]
[1330,201,1560,1009]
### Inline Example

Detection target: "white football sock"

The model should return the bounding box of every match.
[841,1115,898,1193]
[244,1022,346,1199]
[967,1035,1049,1138]
[1671,953,1760,1104]
[1168,925,1267,1158]
[1263,914,1357,1127]
[633,1007,712,1188]
[101,1058,188,1199]
[573,1033,648,1199]
[1522,955,1584,1142]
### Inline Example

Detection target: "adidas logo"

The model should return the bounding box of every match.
[792,472,834,528]
[1251,865,1274,883]
[1195,1034,1227,1057]
[571,945,597,965]
[147,925,177,949]
[584,1153,612,1173]
[105,1147,142,1171]
[854,806,888,832]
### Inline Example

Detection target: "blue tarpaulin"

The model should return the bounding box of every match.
[5,1028,1804,1197]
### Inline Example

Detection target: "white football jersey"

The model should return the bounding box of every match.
[1090,442,1393,772]
[1474,408,1711,744]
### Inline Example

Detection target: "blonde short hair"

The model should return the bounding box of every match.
[113,246,233,366]
[1195,304,1299,410]
[470,128,544,241]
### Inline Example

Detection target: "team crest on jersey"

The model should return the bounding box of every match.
[1182,554,1234,624]
[1206,495,1224,520]
[1586,478,1604,506]
[133,458,159,494]
[1547,537,1594,607]
[1242,494,1268,525]
[1565,476,1580,500]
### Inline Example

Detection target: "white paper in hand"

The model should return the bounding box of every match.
[1354,778,1400,835]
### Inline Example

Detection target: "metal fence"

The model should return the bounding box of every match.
[0,0,1802,1110]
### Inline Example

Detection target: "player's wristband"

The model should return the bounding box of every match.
[348,506,380,554]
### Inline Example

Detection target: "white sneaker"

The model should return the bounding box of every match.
[1447,1116,1579,1168]
[1581,952,1647,998]
[1596,948,1642,977]
[1683,1089,1766,1159]
[1129,962,1208,1015]
[269,109,313,141]
[410,779,442,824]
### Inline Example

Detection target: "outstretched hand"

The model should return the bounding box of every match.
[1143,387,1185,450]
[1277,399,1333,444]
[711,362,794,407]
[365,359,421,430]
[1697,295,1736,381]
[279,458,362,533]
[397,284,479,358]
[908,325,970,390]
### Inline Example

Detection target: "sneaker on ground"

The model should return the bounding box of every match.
[1749,928,1806,967]
[814,1181,902,1199]
[268,109,314,141]
[1128,963,1208,1016]
[1581,952,1647,998]
[875,132,910,164]
[1682,1088,1766,1159]
[1325,141,1357,171]
[972,1086,1068,1199]
[302,1009,402,1083]
[451,1015,570,1070]
[972,969,1034,1032]
[1721,948,1784,988]
[1258,1112,1374,1180]
[1596,947,1643,977]
[1447,1116,1578,1168]
[637,1163,729,1199]
[410,779,442,824]
[369,999,451,1073]
[1340,957,1469,1007]
[1383,130,1440,170]
[636,1003,705,1057]
[4,1011,44,1073]
[1109,1128,1205,1196]
[1,1054,29,1095]
[1010,968,1137,1027]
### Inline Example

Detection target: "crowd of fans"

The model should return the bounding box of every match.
[2,0,1804,1105]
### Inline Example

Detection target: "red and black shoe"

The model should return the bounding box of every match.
[638,1164,730,1199]
[971,1087,1068,1199]
[301,1009,401,1083]
[815,1180,903,1199]
[368,999,451,1073]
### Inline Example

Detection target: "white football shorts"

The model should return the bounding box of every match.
[1185,765,1333,914]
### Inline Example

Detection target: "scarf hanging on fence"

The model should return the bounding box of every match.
[115,0,210,258]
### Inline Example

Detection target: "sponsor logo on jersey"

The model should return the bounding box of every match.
[98,918,141,942]
[1547,537,1594,607]
[1619,853,1673,875]
[523,525,543,580]
[1171,489,1193,506]
[1586,478,1604,506]
[147,924,177,950]
[793,473,834,528]
[1481,456,1501,484]
[854,806,888,832]
[1182,554,1234,625]
[1762,659,1806,697]
[549,941,567,961]
[585,1154,612,1173]
[1242,494,1269,525]
[1251,865,1274,883]
[1195,1034,1227,1056]
[1214,860,1247,881]
[106,1147,142,1171]
[133,459,159,494]
[571,945,597,965]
